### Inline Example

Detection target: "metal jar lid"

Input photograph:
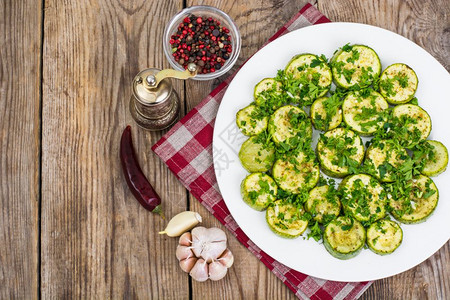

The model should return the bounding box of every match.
[132,68,173,105]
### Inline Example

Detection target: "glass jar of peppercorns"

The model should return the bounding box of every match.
[163,6,241,80]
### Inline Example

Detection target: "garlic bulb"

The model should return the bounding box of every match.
[175,226,234,282]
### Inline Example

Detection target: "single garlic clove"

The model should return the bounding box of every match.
[179,232,192,246]
[189,259,209,282]
[208,261,228,281]
[218,249,234,268]
[176,245,194,261]
[159,211,202,237]
[179,257,197,273]
[191,227,207,257]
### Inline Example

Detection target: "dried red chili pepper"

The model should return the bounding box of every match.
[120,125,163,217]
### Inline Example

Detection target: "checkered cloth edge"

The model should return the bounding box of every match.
[152,4,372,300]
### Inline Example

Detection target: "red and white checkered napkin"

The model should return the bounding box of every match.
[153,4,372,299]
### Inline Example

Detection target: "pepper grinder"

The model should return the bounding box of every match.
[130,63,197,131]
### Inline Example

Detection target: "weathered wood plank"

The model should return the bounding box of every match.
[41,1,188,298]
[319,0,450,72]
[185,1,311,299]
[319,1,450,299]
[0,0,41,298]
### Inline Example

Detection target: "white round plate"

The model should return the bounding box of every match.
[213,22,450,282]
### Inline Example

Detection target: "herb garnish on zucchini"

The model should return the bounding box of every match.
[413,140,448,177]
[317,128,365,177]
[254,78,282,107]
[268,105,312,147]
[266,200,309,238]
[389,104,432,147]
[367,219,403,255]
[342,89,388,136]
[272,147,319,194]
[331,44,381,89]
[310,95,343,131]
[305,184,341,223]
[379,63,418,104]
[284,53,332,105]
[240,173,277,211]
[387,174,439,224]
[363,139,409,182]
[236,104,268,136]
[323,216,366,260]
[339,174,387,224]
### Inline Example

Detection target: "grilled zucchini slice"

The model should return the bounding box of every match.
[367,219,403,255]
[305,185,341,223]
[317,128,365,178]
[363,139,409,182]
[379,63,418,104]
[323,216,366,260]
[266,200,309,238]
[240,173,278,211]
[268,105,312,146]
[413,140,449,177]
[391,104,431,147]
[310,96,343,131]
[331,44,381,89]
[239,135,275,172]
[272,149,319,194]
[339,174,387,223]
[342,89,388,136]
[388,175,439,224]
[236,104,268,136]
[284,53,332,102]
[254,78,282,106]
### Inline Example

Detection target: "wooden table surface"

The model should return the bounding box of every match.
[1,0,449,299]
